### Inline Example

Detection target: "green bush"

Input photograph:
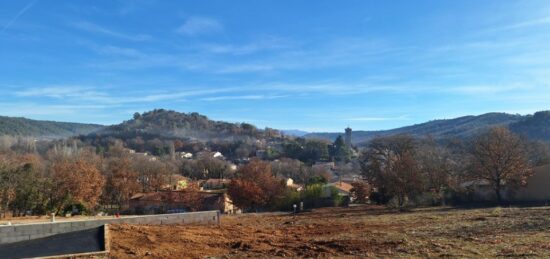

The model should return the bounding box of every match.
[273,188,301,211]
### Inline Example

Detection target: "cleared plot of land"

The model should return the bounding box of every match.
[110,205,550,258]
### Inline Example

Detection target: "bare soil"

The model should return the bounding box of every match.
[109,205,550,258]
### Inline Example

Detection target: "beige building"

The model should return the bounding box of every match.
[514,164,550,202]
[463,164,550,202]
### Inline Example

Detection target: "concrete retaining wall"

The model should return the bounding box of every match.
[0,210,219,245]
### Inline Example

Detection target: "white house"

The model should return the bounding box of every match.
[176,152,193,159]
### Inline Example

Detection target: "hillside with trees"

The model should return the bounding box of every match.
[0,116,104,138]
[90,109,278,141]
[80,109,286,159]
[306,112,531,144]
[509,111,550,142]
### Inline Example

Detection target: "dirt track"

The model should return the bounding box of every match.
[109,205,550,258]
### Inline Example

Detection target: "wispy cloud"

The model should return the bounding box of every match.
[15,86,108,99]
[446,84,531,95]
[86,37,404,74]
[1,0,37,33]
[177,16,222,36]
[0,102,109,116]
[200,94,285,101]
[13,85,242,105]
[493,16,550,31]
[95,45,143,57]
[73,21,151,41]
[198,36,293,55]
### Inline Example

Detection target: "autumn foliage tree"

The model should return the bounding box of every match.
[360,135,423,208]
[227,159,285,211]
[164,182,204,212]
[469,127,532,203]
[103,156,140,208]
[50,152,105,213]
[350,182,372,204]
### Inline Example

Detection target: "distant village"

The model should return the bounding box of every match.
[123,127,362,215]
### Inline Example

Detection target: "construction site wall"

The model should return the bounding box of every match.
[0,210,219,244]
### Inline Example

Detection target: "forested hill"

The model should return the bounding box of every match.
[3,109,549,145]
[89,109,279,141]
[509,111,550,142]
[0,116,104,138]
[306,112,530,144]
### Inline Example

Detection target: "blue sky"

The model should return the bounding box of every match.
[1,0,549,132]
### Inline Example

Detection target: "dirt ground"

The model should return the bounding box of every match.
[109,205,550,258]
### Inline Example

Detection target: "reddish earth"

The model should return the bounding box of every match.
[109,205,550,258]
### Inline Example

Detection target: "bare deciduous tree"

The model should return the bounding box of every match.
[103,156,140,209]
[360,135,423,208]
[469,127,532,203]
[417,139,457,205]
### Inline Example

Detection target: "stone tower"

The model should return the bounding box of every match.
[345,127,352,148]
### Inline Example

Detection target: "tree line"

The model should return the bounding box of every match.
[360,127,549,208]
[0,126,548,217]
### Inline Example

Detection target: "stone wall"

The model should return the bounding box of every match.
[0,210,219,244]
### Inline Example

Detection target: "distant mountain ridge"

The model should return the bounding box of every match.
[281,129,310,137]
[306,112,550,144]
[1,110,549,144]
[0,116,104,138]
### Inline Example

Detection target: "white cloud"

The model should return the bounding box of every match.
[177,16,222,36]
[73,21,151,41]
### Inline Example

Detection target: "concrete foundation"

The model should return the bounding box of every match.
[0,210,219,245]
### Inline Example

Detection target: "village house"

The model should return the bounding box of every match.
[200,190,241,214]
[176,151,193,159]
[511,164,550,202]
[197,151,225,159]
[123,148,136,154]
[201,178,231,190]
[132,152,158,161]
[461,164,550,202]
[285,178,304,191]
[129,189,240,214]
[129,191,188,214]
[327,181,353,198]
[162,174,189,191]
[313,162,336,172]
